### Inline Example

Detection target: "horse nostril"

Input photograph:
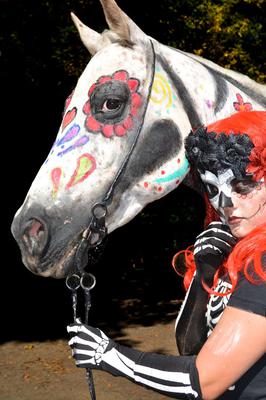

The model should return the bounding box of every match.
[22,218,48,256]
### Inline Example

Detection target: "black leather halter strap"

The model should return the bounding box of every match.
[65,39,156,400]
[73,39,156,273]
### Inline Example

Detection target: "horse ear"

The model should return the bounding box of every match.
[71,12,110,55]
[99,0,145,42]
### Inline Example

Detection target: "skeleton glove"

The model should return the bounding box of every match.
[194,221,237,285]
[67,320,115,369]
[67,320,202,399]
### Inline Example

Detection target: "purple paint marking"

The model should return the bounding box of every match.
[57,135,89,157]
[206,99,213,108]
[57,124,80,146]
[75,136,90,146]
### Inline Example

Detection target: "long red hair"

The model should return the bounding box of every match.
[172,111,266,293]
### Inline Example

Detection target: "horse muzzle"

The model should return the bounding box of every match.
[11,204,86,279]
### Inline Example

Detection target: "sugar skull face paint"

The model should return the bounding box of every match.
[200,169,266,238]
[83,70,142,138]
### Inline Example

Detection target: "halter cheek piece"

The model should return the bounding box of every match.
[65,39,156,400]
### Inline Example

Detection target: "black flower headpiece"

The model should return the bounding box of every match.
[185,127,254,179]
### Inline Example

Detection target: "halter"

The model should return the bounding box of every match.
[70,38,156,273]
[65,39,156,400]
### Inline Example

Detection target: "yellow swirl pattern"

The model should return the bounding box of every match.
[151,73,173,108]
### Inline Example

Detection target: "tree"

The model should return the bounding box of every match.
[2,0,265,89]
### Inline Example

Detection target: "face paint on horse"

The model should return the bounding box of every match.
[11,0,266,278]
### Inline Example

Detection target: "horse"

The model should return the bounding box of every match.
[11,0,266,279]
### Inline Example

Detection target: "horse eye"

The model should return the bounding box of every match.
[206,183,219,199]
[102,98,122,111]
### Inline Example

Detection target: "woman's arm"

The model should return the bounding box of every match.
[196,306,266,400]
[175,273,208,355]
[67,306,265,399]
[175,222,237,355]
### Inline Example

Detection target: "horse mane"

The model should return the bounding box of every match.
[177,49,266,105]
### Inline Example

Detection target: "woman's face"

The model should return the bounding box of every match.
[200,169,266,238]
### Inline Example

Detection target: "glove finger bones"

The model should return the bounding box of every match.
[73,348,96,358]
[68,324,104,344]
[68,336,99,349]
[194,243,222,255]
[196,227,234,240]
[195,236,233,252]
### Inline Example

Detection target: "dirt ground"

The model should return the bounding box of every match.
[1,319,179,400]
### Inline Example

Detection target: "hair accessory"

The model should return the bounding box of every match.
[185,127,254,179]
[246,144,266,182]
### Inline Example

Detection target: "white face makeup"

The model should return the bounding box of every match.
[200,169,266,238]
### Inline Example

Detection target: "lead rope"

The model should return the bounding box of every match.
[65,203,107,400]
[66,272,97,400]
[81,273,97,400]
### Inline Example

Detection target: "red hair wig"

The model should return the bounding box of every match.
[172,111,266,293]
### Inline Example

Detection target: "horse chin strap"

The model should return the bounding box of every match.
[65,39,156,400]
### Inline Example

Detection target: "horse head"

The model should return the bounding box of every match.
[11,0,190,278]
[11,0,265,278]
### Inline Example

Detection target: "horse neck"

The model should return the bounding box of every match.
[151,38,266,128]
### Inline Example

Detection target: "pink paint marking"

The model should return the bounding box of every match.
[233,93,253,112]
[128,78,140,92]
[85,115,101,132]
[64,91,74,112]
[62,107,77,131]
[114,125,126,136]
[98,76,112,84]
[113,70,128,81]
[51,167,62,195]
[83,101,91,114]
[102,125,114,138]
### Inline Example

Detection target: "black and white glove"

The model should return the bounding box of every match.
[68,320,114,369]
[67,320,202,399]
[193,221,236,286]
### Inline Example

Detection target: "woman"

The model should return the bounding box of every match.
[67,111,266,399]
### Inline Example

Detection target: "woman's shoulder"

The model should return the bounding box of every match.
[228,262,266,317]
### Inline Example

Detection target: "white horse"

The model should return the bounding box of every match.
[11,0,265,278]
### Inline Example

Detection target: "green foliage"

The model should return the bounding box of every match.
[2,0,265,89]
[156,0,265,83]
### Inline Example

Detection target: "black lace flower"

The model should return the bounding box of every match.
[185,128,254,179]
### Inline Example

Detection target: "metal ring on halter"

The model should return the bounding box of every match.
[80,272,96,291]
[65,274,81,291]
[92,203,107,219]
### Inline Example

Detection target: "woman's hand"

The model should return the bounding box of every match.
[67,319,114,369]
[194,221,236,285]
